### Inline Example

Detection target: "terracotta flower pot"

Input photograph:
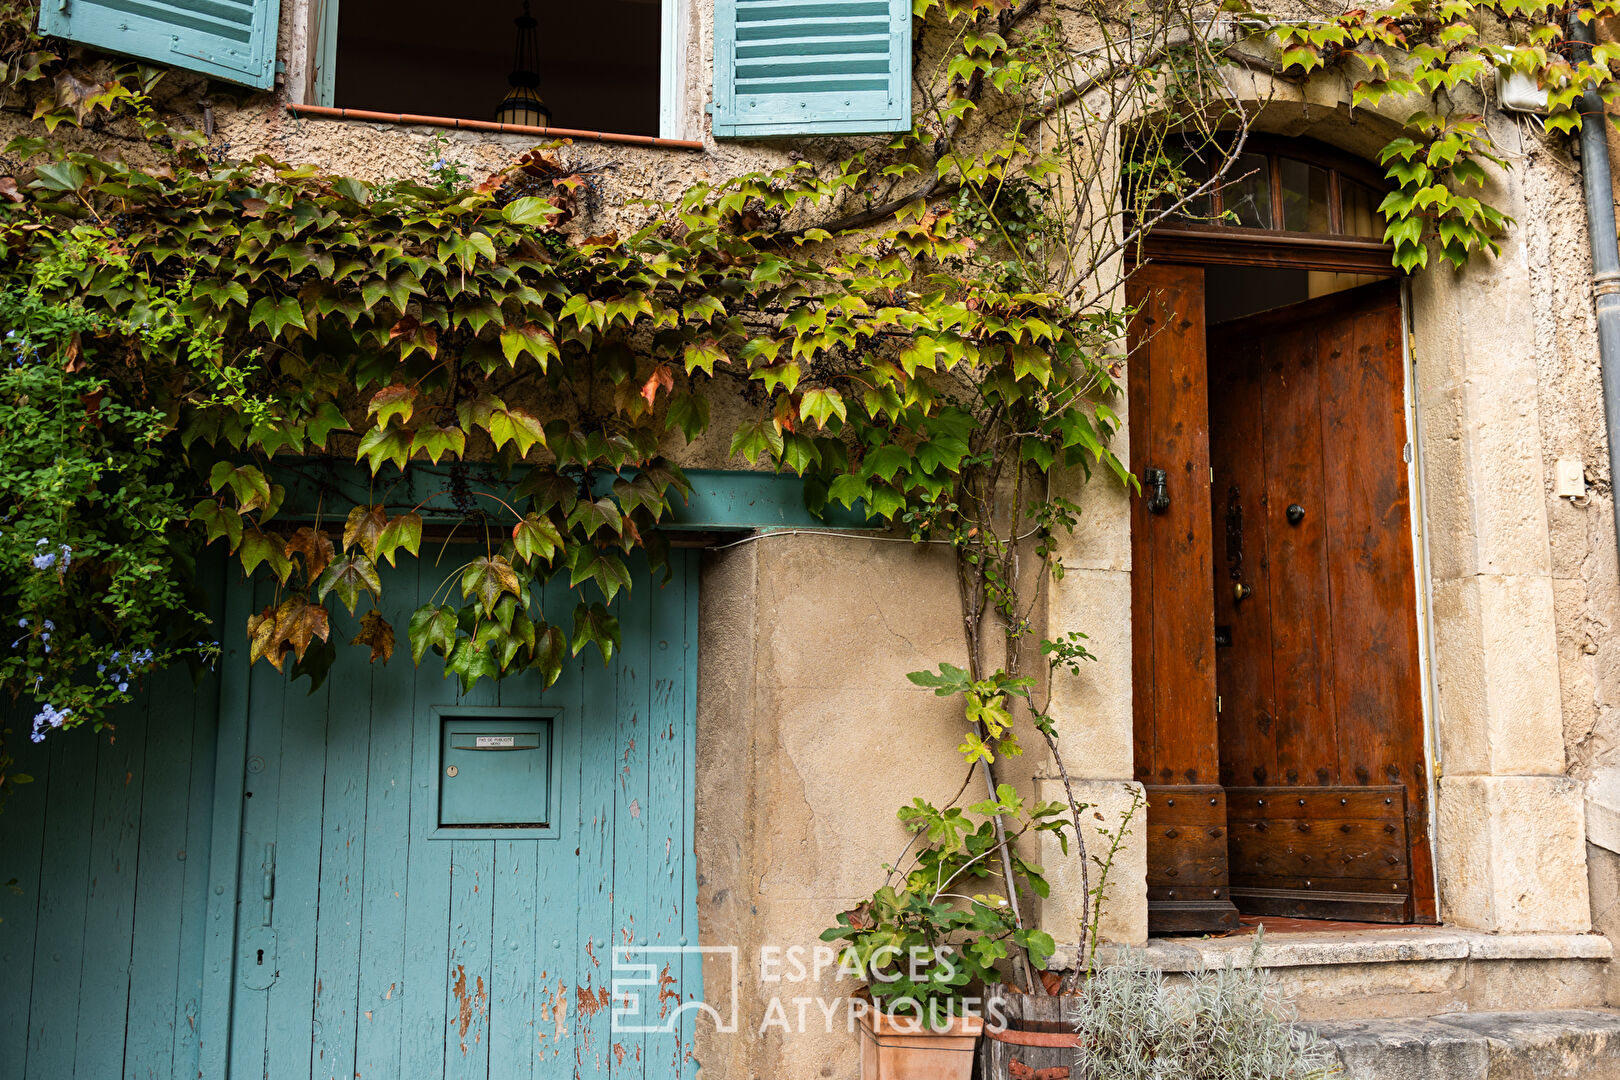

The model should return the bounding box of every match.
[858,1008,984,1080]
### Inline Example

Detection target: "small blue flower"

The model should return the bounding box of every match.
[17,617,26,628]
[34,538,46,546]
[43,620,54,631]
[31,552,55,570]
[117,681,129,693]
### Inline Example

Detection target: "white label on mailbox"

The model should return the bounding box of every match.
[476,735,516,748]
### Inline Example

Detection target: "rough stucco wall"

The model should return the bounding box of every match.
[695,535,1024,1079]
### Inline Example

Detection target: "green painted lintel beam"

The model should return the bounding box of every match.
[269,461,874,532]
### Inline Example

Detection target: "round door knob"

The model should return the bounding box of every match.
[1286,504,1305,524]
[1234,582,1252,601]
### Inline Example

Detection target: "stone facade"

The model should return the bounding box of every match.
[17,2,1620,1075]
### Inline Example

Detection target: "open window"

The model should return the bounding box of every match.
[313,0,669,137]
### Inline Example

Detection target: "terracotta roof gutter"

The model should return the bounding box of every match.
[285,104,706,151]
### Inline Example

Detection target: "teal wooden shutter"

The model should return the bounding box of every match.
[38,0,280,89]
[712,0,911,138]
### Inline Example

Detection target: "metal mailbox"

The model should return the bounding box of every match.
[437,716,552,828]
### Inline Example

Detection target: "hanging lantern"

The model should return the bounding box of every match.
[495,1,551,128]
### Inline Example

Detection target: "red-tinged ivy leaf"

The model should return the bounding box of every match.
[565,544,632,602]
[486,407,546,457]
[350,609,396,664]
[368,384,417,427]
[344,504,389,557]
[408,603,459,666]
[640,363,675,409]
[799,387,846,428]
[248,295,308,338]
[239,529,293,583]
[303,402,351,449]
[499,323,557,368]
[512,513,564,563]
[247,604,281,669]
[284,526,335,580]
[274,593,332,663]
[532,622,568,687]
[462,555,522,615]
[388,314,420,341]
[566,496,623,540]
[410,424,466,464]
[356,424,412,474]
[375,512,423,568]
[683,339,728,375]
[446,637,500,693]
[729,419,784,464]
[570,601,620,664]
[316,551,382,615]
[209,461,274,513]
[611,474,669,519]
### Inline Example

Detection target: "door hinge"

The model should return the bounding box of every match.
[1216,695,1222,714]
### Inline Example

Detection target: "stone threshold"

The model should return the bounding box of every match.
[1053,927,1613,972]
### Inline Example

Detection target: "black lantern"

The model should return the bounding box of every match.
[495,1,551,128]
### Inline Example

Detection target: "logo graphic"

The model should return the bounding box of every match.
[611,944,739,1034]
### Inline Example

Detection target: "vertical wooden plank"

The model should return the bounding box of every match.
[488,835,539,1080]
[1319,281,1433,919]
[1259,320,1339,788]
[678,551,703,1075]
[575,601,620,1076]
[610,570,653,1079]
[397,609,454,1078]
[25,726,98,1077]
[0,709,51,1080]
[646,555,692,1078]
[126,667,201,1080]
[227,581,286,1080]
[354,559,423,1079]
[311,601,375,1080]
[262,659,331,1080]
[524,575,583,1075]
[74,698,148,1078]
[174,661,222,1080]
[1207,333,1278,791]
[202,572,254,1080]
[444,669,497,1080]
[1126,272,1157,788]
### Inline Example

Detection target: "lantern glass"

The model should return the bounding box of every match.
[496,1,550,128]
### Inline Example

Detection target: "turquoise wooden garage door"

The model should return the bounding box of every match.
[225,551,700,1079]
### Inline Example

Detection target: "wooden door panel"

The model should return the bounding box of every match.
[1258,323,1340,789]
[1317,282,1435,919]
[1128,262,1238,934]
[1205,280,1433,924]
[1209,332,1277,792]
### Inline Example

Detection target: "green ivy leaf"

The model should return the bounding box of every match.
[512,513,563,563]
[408,603,459,665]
[461,555,522,615]
[316,551,382,615]
[502,196,561,226]
[375,512,423,568]
[570,601,620,663]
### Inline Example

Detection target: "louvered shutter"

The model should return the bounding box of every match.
[39,0,279,89]
[712,0,911,138]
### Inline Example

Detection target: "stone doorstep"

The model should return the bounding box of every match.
[1305,1009,1620,1080]
[1050,927,1614,973]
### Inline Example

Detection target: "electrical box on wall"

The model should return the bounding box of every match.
[1555,457,1588,499]
[1496,66,1550,115]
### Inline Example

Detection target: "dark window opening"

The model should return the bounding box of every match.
[333,0,662,136]
[1134,136,1391,242]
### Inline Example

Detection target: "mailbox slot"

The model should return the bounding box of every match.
[437,715,553,830]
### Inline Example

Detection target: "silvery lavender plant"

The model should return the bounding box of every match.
[1071,937,1351,1080]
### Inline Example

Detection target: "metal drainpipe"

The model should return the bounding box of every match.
[1571,15,1620,548]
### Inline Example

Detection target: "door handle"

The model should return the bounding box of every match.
[1286,503,1305,525]
[1145,467,1169,514]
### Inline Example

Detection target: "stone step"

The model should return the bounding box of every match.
[1305,1009,1620,1080]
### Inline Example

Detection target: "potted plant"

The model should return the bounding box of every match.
[823,779,1068,1080]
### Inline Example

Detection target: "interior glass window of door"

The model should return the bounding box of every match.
[1222,153,1273,229]
[1278,157,1331,233]
[1340,178,1383,238]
